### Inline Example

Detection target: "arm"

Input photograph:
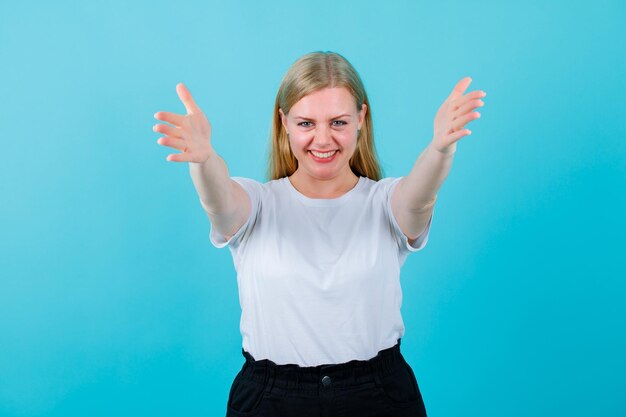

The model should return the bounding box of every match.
[154,83,250,240]
[391,143,453,242]
[392,77,486,242]
[189,156,251,240]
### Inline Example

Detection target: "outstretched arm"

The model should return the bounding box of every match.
[153,83,250,240]
[391,77,486,243]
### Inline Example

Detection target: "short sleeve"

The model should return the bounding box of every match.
[383,177,434,254]
[208,177,262,249]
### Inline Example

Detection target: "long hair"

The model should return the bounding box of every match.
[267,51,382,181]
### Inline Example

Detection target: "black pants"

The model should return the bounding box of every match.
[226,339,427,417]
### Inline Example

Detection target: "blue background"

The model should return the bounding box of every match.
[1,0,624,416]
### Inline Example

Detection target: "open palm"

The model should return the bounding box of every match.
[432,77,486,155]
[153,83,214,163]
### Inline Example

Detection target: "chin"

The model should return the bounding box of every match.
[307,166,348,180]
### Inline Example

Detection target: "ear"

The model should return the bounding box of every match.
[279,108,288,131]
[358,103,367,130]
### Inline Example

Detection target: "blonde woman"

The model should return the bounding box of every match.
[153,51,486,417]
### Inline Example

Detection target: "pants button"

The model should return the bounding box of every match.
[321,375,332,387]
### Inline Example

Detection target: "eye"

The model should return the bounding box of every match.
[297,121,312,127]
[332,120,347,126]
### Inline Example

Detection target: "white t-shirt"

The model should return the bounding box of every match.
[209,175,433,366]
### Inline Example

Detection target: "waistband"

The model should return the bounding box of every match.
[238,339,405,391]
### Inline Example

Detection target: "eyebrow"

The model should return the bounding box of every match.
[293,114,351,120]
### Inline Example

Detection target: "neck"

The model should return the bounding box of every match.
[288,169,359,199]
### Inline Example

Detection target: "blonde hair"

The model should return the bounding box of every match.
[267,51,382,181]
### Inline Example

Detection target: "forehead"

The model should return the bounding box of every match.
[291,87,356,116]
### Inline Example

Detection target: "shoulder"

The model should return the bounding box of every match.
[230,176,287,201]
[231,176,281,190]
[360,176,404,194]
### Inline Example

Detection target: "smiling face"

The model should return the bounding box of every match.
[279,87,367,184]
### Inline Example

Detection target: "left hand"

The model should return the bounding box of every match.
[431,77,486,155]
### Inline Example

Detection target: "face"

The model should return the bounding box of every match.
[279,87,367,182]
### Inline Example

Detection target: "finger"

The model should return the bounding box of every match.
[153,123,183,138]
[176,82,201,115]
[157,136,187,151]
[452,99,484,119]
[447,129,471,143]
[446,77,473,102]
[154,111,186,127]
[452,112,481,132]
[166,152,193,163]
[450,90,486,111]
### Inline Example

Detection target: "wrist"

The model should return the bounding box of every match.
[430,141,456,157]
[190,147,217,166]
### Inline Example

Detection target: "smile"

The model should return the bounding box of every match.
[309,150,337,159]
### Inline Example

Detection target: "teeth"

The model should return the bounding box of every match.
[310,150,337,158]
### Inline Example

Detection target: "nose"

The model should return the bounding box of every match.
[313,125,333,148]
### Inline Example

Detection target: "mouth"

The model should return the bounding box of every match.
[309,150,338,160]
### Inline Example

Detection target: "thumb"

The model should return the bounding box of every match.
[445,76,472,102]
[176,82,200,115]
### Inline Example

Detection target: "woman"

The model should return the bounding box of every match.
[153,51,486,417]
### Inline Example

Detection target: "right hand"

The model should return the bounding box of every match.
[153,83,214,163]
